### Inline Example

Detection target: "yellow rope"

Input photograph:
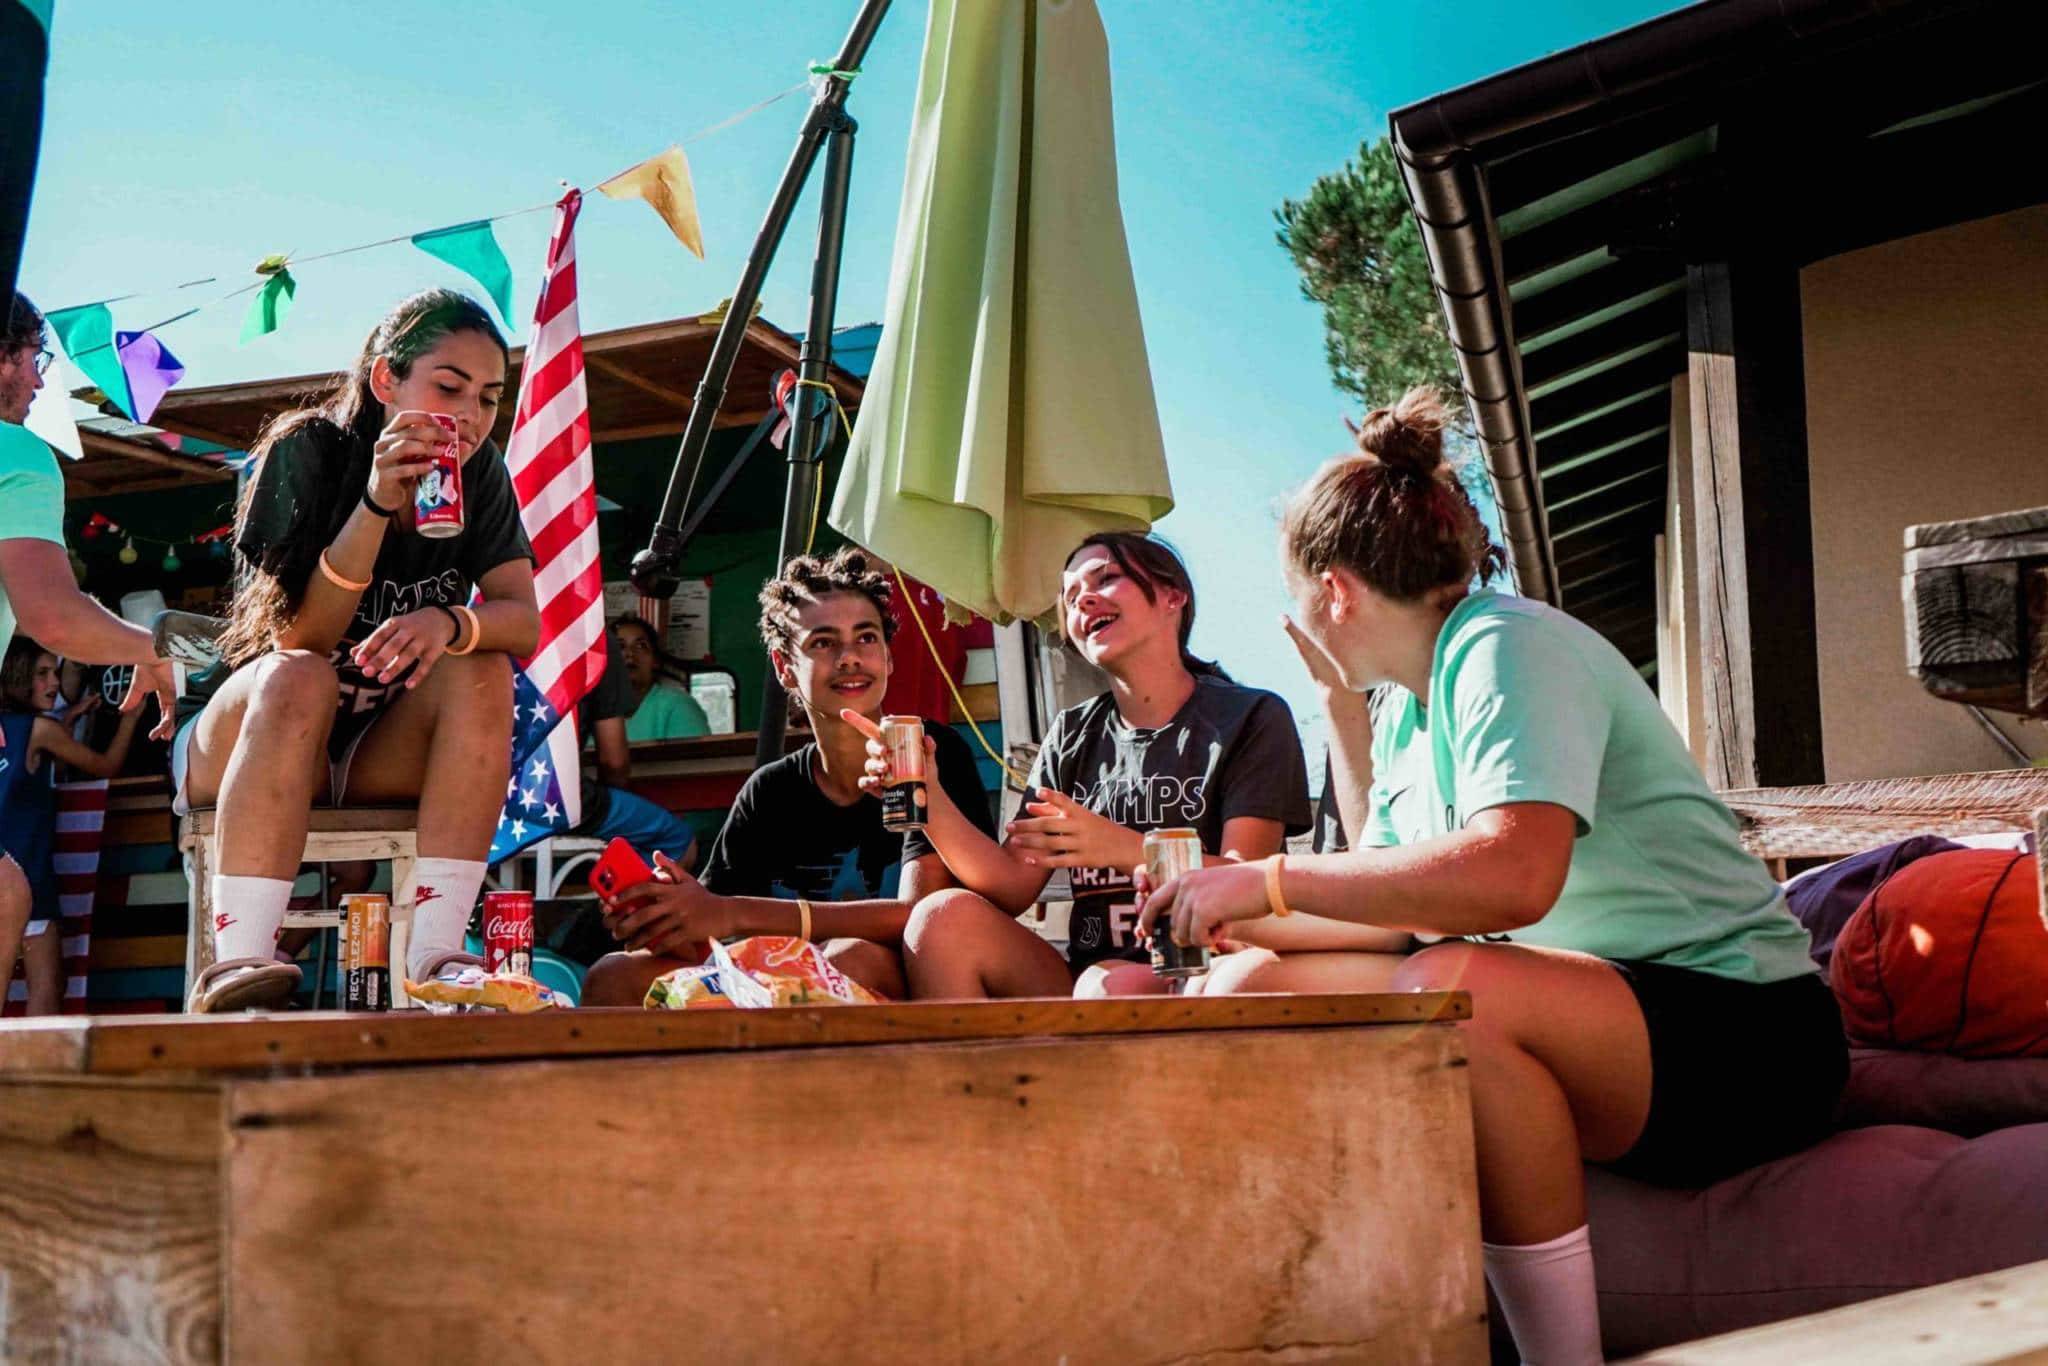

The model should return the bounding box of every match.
[891,564,1031,789]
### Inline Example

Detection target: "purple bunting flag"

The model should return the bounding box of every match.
[113,330,185,423]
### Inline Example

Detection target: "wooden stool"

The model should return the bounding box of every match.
[180,808,419,1010]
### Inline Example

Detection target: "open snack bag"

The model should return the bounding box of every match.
[405,965,568,1014]
[645,936,885,1009]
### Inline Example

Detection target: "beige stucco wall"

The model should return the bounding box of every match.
[1802,205,2048,781]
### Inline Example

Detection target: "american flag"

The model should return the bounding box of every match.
[489,189,605,865]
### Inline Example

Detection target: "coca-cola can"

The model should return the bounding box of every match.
[482,890,534,977]
[878,715,928,833]
[341,892,391,1011]
[413,413,465,539]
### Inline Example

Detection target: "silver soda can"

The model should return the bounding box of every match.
[879,715,928,832]
[1144,827,1209,978]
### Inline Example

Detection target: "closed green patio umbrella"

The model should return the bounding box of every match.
[828,0,1173,625]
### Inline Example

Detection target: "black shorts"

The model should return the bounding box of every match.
[1601,959,1847,1188]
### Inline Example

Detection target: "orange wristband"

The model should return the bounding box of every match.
[445,603,481,656]
[317,550,371,593]
[1264,854,1295,918]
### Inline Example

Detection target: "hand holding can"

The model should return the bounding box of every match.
[413,413,466,539]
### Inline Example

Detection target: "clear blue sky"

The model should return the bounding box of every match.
[22,0,1664,761]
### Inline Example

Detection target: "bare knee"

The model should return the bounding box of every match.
[902,887,1007,955]
[247,650,340,721]
[1194,946,1284,996]
[582,950,660,1008]
[821,938,905,1000]
[1391,941,1485,995]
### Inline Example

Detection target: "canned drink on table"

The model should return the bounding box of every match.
[482,889,534,977]
[879,715,928,832]
[341,892,391,1012]
[413,413,465,539]
[1144,827,1210,979]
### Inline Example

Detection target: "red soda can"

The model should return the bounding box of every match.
[482,890,534,977]
[414,413,465,539]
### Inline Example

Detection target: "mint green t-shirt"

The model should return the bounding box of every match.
[1364,590,1815,984]
[0,421,66,667]
[625,679,711,743]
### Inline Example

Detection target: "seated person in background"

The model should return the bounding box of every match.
[1,638,152,1014]
[581,548,994,1005]
[614,614,710,743]
[565,623,697,869]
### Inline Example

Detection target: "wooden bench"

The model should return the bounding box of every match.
[0,993,1482,1364]
[178,808,419,1010]
[1629,1257,2048,1363]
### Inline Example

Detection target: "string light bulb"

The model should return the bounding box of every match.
[162,548,182,573]
[118,538,139,565]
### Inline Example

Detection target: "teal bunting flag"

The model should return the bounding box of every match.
[45,302,135,418]
[411,220,516,323]
[239,268,295,343]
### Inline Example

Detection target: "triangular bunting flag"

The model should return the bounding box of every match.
[113,330,184,423]
[239,268,295,343]
[597,146,704,259]
[411,220,517,323]
[45,303,135,419]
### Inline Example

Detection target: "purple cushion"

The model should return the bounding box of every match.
[1839,1048,2048,1135]
[1783,836,1959,970]
[1584,1123,2048,1356]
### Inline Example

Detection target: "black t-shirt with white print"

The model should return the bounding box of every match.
[235,418,535,734]
[700,721,995,902]
[1027,677,1313,970]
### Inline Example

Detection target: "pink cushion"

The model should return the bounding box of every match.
[1584,1123,2048,1356]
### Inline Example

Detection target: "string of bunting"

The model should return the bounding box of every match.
[40,74,818,427]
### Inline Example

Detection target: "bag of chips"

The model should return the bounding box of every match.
[644,935,885,1009]
[405,965,567,1014]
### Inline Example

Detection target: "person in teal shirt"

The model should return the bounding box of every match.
[614,614,709,742]
[1137,387,1845,1366]
[0,290,176,995]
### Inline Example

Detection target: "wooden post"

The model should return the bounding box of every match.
[1685,257,1826,789]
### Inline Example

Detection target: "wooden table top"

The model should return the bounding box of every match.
[0,991,1469,1079]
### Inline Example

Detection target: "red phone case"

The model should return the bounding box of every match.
[590,838,654,902]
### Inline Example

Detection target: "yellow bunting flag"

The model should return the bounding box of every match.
[598,146,704,259]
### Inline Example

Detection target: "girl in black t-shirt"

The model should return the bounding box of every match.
[858,533,1374,998]
[176,289,539,1012]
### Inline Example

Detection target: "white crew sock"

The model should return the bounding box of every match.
[400,857,487,978]
[210,875,294,964]
[1484,1225,1602,1366]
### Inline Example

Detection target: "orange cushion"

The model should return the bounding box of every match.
[1831,850,2046,1058]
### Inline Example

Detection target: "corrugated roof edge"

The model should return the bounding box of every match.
[1385,0,1896,605]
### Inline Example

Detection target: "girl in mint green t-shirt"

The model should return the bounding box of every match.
[1136,386,1845,1366]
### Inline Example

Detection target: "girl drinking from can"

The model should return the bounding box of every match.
[1135,386,1844,1365]
[175,289,538,1012]
[856,533,1377,998]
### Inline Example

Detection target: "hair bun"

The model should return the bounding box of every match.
[1356,385,1451,477]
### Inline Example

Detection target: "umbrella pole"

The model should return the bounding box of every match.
[754,112,860,766]
[627,0,892,758]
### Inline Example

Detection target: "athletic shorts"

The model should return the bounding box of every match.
[170,695,395,817]
[1601,959,1848,1188]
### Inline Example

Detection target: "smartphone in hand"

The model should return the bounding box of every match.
[589,837,655,905]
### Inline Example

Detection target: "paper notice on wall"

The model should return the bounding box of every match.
[669,579,711,660]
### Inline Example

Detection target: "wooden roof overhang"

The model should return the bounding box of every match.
[1388,0,2048,671]
[149,314,865,453]
[61,426,236,498]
